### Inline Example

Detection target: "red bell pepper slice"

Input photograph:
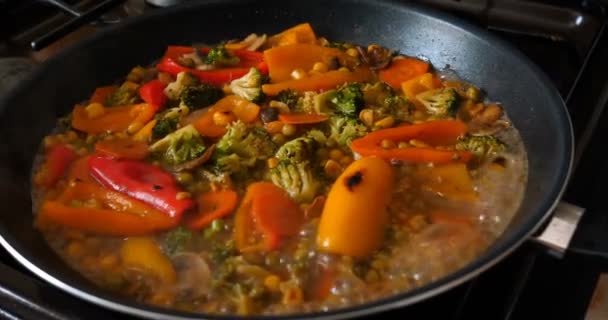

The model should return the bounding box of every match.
[185,190,238,230]
[139,80,167,107]
[156,46,268,86]
[88,156,193,218]
[36,144,77,188]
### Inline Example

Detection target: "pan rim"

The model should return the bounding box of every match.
[0,0,574,319]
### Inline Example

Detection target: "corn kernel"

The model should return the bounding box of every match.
[176,192,191,200]
[281,124,297,137]
[346,47,359,57]
[381,139,396,149]
[267,157,279,169]
[409,139,430,148]
[176,172,193,184]
[324,159,342,177]
[312,62,328,73]
[213,111,236,126]
[374,116,395,128]
[398,141,410,149]
[85,102,105,119]
[291,68,307,80]
[359,109,375,127]
[127,121,144,134]
[264,275,281,291]
[338,67,350,72]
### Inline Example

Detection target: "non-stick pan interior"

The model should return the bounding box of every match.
[0,0,572,319]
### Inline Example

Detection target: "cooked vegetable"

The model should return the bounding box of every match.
[179,84,224,110]
[216,121,276,161]
[331,83,364,116]
[186,190,239,230]
[149,125,207,165]
[229,67,266,103]
[121,237,177,284]
[34,144,77,189]
[262,67,373,95]
[328,115,368,147]
[205,44,240,67]
[455,134,506,158]
[94,138,150,160]
[234,182,304,252]
[378,57,430,89]
[71,103,157,134]
[139,80,168,107]
[164,71,199,100]
[151,117,179,140]
[269,135,321,203]
[416,88,460,118]
[317,157,395,257]
[34,24,527,316]
[88,156,193,218]
[351,120,472,163]
[105,81,141,106]
[275,89,299,109]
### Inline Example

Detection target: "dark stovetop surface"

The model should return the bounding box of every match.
[1,1,608,319]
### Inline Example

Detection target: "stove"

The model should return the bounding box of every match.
[1,0,608,319]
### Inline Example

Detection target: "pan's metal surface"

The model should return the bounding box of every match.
[0,0,573,319]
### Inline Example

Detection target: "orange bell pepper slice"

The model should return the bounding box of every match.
[185,190,238,230]
[401,72,443,106]
[262,67,373,95]
[351,120,473,163]
[37,181,178,236]
[234,182,303,252]
[71,103,158,134]
[35,144,77,189]
[89,85,118,105]
[192,95,260,137]
[379,58,430,89]
[264,43,344,82]
[267,23,317,47]
[417,163,478,202]
[94,138,150,160]
[278,113,329,124]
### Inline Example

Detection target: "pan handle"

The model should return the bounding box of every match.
[531,201,585,258]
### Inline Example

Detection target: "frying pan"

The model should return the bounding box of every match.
[0,0,573,319]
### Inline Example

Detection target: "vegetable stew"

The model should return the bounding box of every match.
[32,23,527,315]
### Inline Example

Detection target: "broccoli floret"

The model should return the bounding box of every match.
[179,84,224,110]
[416,87,460,118]
[164,227,192,255]
[214,121,276,175]
[216,121,276,160]
[151,117,179,140]
[149,124,206,165]
[328,116,368,146]
[269,134,324,203]
[105,82,140,106]
[362,82,414,122]
[270,161,319,203]
[229,68,265,103]
[164,71,199,100]
[275,89,299,109]
[455,134,506,158]
[331,83,364,116]
[205,45,240,67]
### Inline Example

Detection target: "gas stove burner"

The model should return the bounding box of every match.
[145,0,190,7]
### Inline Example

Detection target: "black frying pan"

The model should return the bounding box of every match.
[0,0,573,319]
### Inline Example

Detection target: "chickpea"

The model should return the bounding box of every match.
[312,62,328,73]
[466,86,482,102]
[359,109,375,127]
[409,139,430,148]
[340,156,353,166]
[324,159,342,177]
[478,104,503,124]
[281,124,297,137]
[291,68,307,80]
[374,116,395,128]
[329,148,344,161]
[272,133,287,145]
[85,102,105,119]
[346,48,359,57]
[381,139,396,149]
[267,157,279,169]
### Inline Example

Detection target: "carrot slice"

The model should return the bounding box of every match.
[251,183,303,236]
[264,44,344,82]
[94,138,150,160]
[379,58,429,89]
[186,190,238,230]
[278,113,329,124]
